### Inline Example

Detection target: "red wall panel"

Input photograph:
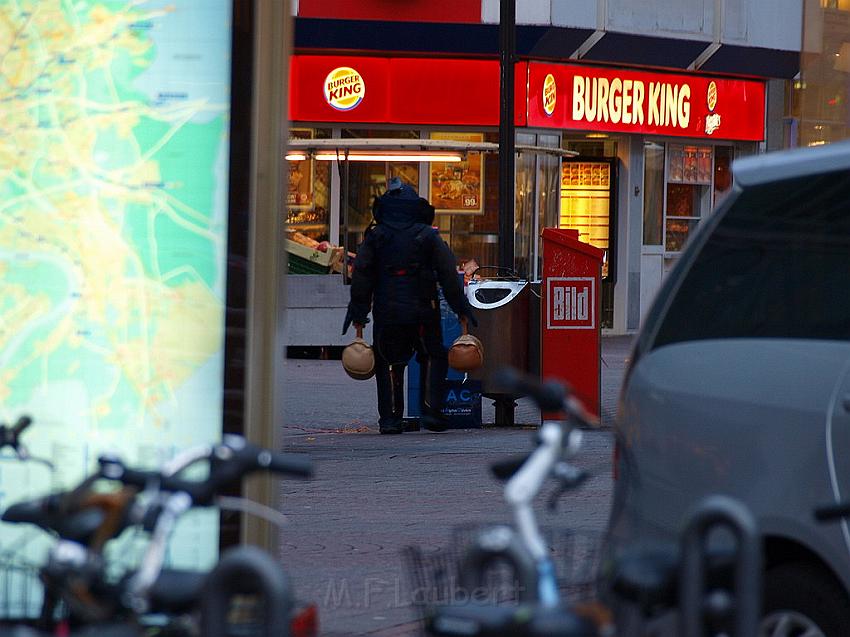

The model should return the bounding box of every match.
[298,0,482,24]
[289,55,528,127]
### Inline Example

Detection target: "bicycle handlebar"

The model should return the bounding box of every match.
[491,368,598,427]
[0,415,33,453]
[492,368,567,413]
[814,501,850,521]
[11,415,32,438]
[98,435,313,506]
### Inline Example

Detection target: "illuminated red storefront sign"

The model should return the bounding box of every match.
[527,62,765,141]
[289,55,527,126]
[289,56,766,142]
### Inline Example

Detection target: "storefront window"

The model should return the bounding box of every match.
[643,142,664,245]
[793,1,850,145]
[536,134,561,278]
[664,144,712,252]
[434,132,500,273]
[286,128,333,241]
[515,133,537,279]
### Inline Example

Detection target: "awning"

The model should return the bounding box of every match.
[285,137,578,161]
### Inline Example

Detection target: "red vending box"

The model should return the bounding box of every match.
[541,228,604,418]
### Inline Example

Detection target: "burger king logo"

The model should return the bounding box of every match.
[543,73,557,116]
[704,80,721,135]
[707,81,717,112]
[324,67,365,111]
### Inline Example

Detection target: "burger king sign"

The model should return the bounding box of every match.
[324,67,365,111]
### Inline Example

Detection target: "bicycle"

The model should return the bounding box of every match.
[0,421,316,637]
[415,369,762,637]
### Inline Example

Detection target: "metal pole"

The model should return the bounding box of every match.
[344,150,350,283]
[498,0,516,272]
[242,0,291,551]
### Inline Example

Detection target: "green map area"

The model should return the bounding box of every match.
[0,0,232,588]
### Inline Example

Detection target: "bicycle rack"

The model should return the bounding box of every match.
[679,495,761,637]
[201,545,295,637]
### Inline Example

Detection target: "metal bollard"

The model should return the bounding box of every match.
[679,495,762,637]
[200,546,294,637]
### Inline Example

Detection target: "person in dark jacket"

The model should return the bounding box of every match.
[343,178,476,434]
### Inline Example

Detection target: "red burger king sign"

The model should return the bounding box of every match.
[527,62,765,141]
[324,67,365,111]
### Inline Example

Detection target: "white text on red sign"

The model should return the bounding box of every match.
[547,277,595,330]
[572,76,691,129]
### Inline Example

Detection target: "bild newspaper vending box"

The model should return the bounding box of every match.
[541,228,604,418]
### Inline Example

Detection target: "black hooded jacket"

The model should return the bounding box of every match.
[346,187,469,329]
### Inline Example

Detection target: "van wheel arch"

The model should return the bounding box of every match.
[763,535,848,594]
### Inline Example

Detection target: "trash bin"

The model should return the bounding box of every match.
[466,267,531,426]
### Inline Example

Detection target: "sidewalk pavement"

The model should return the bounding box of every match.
[278,335,634,636]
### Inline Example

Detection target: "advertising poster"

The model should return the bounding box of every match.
[0,0,234,611]
[429,132,484,214]
[288,129,314,208]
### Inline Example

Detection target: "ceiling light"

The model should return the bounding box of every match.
[285,153,308,161]
[313,152,462,162]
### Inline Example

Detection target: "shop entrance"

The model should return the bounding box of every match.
[561,139,619,329]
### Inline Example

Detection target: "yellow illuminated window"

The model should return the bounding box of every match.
[559,161,611,247]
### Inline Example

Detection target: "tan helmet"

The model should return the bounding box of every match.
[342,326,376,380]
[448,319,484,373]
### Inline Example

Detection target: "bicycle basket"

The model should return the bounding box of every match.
[402,524,606,619]
[0,553,46,622]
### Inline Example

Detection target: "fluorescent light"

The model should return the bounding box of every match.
[313,152,462,162]
[285,153,308,161]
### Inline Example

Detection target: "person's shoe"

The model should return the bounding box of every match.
[379,422,404,435]
[421,415,449,433]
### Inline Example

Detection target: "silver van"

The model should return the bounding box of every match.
[606,141,850,636]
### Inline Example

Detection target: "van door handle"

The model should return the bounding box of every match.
[843,395,850,413]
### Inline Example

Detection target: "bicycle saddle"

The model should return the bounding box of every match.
[146,568,208,614]
[2,495,106,545]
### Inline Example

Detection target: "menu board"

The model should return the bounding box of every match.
[429,132,484,214]
[560,161,612,278]
[288,129,315,208]
[0,1,234,610]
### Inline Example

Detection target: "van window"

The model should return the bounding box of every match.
[652,170,850,349]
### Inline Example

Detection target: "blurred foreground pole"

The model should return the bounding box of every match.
[243,0,291,551]
[498,0,516,271]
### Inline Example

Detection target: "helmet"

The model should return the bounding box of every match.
[448,332,484,373]
[342,336,375,380]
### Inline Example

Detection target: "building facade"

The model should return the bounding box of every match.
[286,0,802,342]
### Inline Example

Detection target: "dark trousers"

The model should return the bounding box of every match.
[374,323,448,430]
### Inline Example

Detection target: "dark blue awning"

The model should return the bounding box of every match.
[294,18,800,80]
